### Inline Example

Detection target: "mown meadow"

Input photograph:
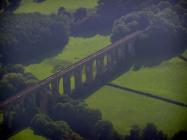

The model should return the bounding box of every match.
[15,0,98,14]
[8,128,46,140]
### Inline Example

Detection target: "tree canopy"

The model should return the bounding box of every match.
[0,13,70,64]
[111,1,187,68]
[0,0,21,13]
[0,64,38,101]
[31,113,83,140]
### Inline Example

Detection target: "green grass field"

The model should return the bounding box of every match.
[112,57,187,103]
[86,55,187,137]
[86,86,187,137]
[25,35,110,80]
[8,128,46,140]
[16,0,98,14]
[183,50,187,57]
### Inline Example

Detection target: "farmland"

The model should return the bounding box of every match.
[86,54,187,137]
[25,35,110,80]
[16,0,98,14]
[8,128,46,140]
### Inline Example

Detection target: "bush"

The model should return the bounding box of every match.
[31,113,83,140]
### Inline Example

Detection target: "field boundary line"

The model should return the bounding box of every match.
[107,83,187,109]
[179,55,187,62]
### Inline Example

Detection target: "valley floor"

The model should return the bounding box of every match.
[24,35,187,137]
[87,55,187,137]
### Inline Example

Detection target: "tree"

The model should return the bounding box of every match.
[0,0,21,13]
[51,100,102,138]
[93,120,121,140]
[142,123,167,140]
[57,7,71,17]
[96,0,163,30]
[111,5,187,69]
[0,73,26,100]
[172,130,187,140]
[73,8,87,22]
[0,64,38,101]
[31,114,83,140]
[0,13,70,64]
[125,125,141,140]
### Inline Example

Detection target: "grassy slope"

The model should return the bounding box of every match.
[86,86,187,137]
[15,0,98,14]
[183,49,187,57]
[8,128,46,140]
[112,57,187,103]
[86,56,187,136]
[25,35,110,80]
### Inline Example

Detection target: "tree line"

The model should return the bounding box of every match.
[0,0,45,13]
[1,0,186,65]
[0,13,70,64]
[1,94,186,140]
[68,0,187,36]
[111,1,187,69]
[0,64,38,101]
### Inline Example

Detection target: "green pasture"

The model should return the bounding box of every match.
[8,128,46,140]
[112,57,187,103]
[15,0,98,14]
[86,86,187,137]
[183,50,187,57]
[86,55,187,137]
[25,35,110,80]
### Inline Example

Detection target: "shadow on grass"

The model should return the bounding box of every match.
[107,83,187,109]
[179,55,187,63]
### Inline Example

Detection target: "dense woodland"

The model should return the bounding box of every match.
[0,13,70,64]
[1,95,181,140]
[0,0,187,140]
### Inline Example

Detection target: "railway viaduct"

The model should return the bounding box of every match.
[0,30,143,112]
